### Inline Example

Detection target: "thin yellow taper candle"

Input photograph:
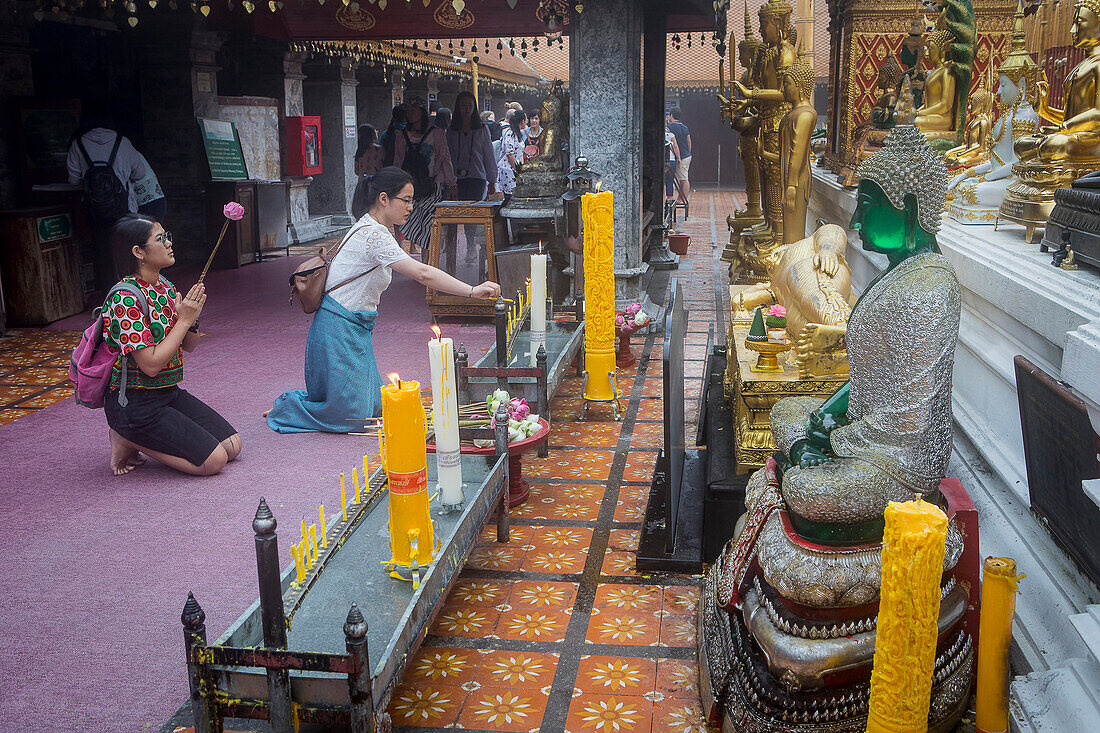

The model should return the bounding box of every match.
[976,557,1024,733]
[381,376,435,568]
[363,454,369,489]
[300,519,308,552]
[308,524,317,562]
[319,504,327,547]
[581,189,618,401]
[866,499,949,733]
[341,475,348,521]
[291,544,305,584]
[353,466,361,503]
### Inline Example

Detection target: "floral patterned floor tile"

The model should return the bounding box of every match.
[622,452,658,483]
[600,551,643,578]
[448,578,513,608]
[565,693,653,733]
[658,613,697,648]
[457,686,550,732]
[654,659,701,700]
[386,683,465,727]
[584,610,661,646]
[14,388,73,409]
[662,585,700,615]
[524,450,613,482]
[521,547,588,574]
[404,646,482,686]
[0,408,35,426]
[650,697,714,733]
[593,583,663,612]
[550,421,622,448]
[574,655,656,695]
[608,528,640,552]
[495,607,571,642]
[430,604,501,638]
[507,579,579,610]
[635,399,664,421]
[529,525,593,549]
[474,650,559,689]
[466,543,526,572]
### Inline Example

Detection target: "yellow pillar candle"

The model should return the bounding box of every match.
[581,189,617,401]
[976,557,1024,733]
[291,543,305,584]
[382,377,435,568]
[530,251,547,366]
[319,504,327,547]
[866,499,949,733]
[341,474,348,521]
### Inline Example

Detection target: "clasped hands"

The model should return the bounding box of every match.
[786,410,847,470]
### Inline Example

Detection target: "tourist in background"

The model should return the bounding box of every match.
[101,214,240,476]
[134,151,166,222]
[446,91,498,273]
[665,124,681,207]
[67,103,148,293]
[434,107,452,132]
[667,107,692,206]
[354,124,384,177]
[379,105,406,167]
[267,168,499,434]
[482,110,501,142]
[524,111,544,162]
[393,97,456,259]
[496,108,527,196]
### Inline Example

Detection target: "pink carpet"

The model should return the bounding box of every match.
[0,256,492,732]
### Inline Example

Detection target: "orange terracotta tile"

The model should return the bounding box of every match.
[35,355,72,369]
[0,408,34,427]
[608,528,640,552]
[585,610,660,645]
[404,646,481,686]
[642,380,664,397]
[635,399,663,421]
[662,585,700,615]
[386,683,465,727]
[466,543,525,572]
[457,686,549,731]
[618,484,651,503]
[575,655,656,695]
[630,423,665,451]
[32,332,81,350]
[508,580,578,610]
[550,421,622,448]
[14,388,72,409]
[525,450,613,481]
[521,547,588,574]
[496,608,570,642]
[0,333,40,349]
[566,693,653,733]
[0,350,53,367]
[655,659,700,700]
[556,377,584,396]
[601,551,642,578]
[650,697,712,733]
[0,367,23,381]
[478,523,536,545]
[12,366,70,385]
[550,395,585,416]
[430,605,500,638]
[658,613,697,648]
[0,386,40,406]
[614,497,649,523]
[593,583,663,612]
[448,579,512,608]
[476,650,559,689]
[530,525,593,549]
[512,485,603,521]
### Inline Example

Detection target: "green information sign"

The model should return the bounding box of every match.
[37,213,72,244]
[198,117,249,181]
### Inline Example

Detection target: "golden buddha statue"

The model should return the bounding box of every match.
[517,81,565,174]
[761,51,817,245]
[947,1,1041,225]
[734,223,853,377]
[840,55,902,187]
[721,1,765,229]
[944,66,994,169]
[1001,0,1100,241]
[916,0,976,148]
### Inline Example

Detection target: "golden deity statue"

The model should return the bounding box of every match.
[761,50,817,245]
[840,55,902,187]
[916,0,976,148]
[1001,0,1100,240]
[944,66,994,169]
[732,0,797,251]
[733,223,853,378]
[947,1,1041,225]
[721,1,765,230]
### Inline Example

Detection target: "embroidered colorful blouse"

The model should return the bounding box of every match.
[101,276,183,389]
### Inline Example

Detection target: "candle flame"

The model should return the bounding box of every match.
[538,240,543,255]
[431,324,442,339]
[387,372,401,387]
[595,180,603,193]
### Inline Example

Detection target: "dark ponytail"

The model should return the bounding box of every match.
[352,166,413,219]
[109,214,158,275]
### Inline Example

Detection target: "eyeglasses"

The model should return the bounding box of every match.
[391,196,415,207]
[143,231,173,247]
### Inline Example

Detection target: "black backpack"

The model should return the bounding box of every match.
[77,134,128,224]
[401,130,434,200]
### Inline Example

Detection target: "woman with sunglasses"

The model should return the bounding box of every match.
[101,214,241,476]
[267,167,500,434]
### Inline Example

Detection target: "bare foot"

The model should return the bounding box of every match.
[109,429,141,476]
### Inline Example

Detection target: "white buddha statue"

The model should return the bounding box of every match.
[946,3,1040,224]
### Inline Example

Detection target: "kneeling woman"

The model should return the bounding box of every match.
[103,215,241,475]
[267,167,500,434]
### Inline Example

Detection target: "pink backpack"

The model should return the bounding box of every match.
[69,281,153,409]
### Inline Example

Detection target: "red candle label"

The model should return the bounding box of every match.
[388,467,427,495]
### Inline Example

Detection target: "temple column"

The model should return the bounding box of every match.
[0,5,33,209]
[304,56,358,219]
[569,0,645,303]
[642,4,677,269]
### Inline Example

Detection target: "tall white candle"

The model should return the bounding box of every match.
[530,251,547,366]
[428,332,463,505]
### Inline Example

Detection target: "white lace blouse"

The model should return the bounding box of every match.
[325,214,411,313]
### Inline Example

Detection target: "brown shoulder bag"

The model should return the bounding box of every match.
[288,223,378,314]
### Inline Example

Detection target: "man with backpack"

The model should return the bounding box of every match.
[67,106,148,293]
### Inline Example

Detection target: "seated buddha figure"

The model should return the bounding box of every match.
[947,2,1041,224]
[840,56,902,186]
[944,69,994,169]
[1012,0,1100,166]
[915,29,959,133]
[736,223,852,377]
[701,82,973,733]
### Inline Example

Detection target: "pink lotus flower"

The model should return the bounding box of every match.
[508,398,530,421]
[625,302,642,317]
[223,201,245,221]
[615,314,626,328]
[768,305,787,317]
